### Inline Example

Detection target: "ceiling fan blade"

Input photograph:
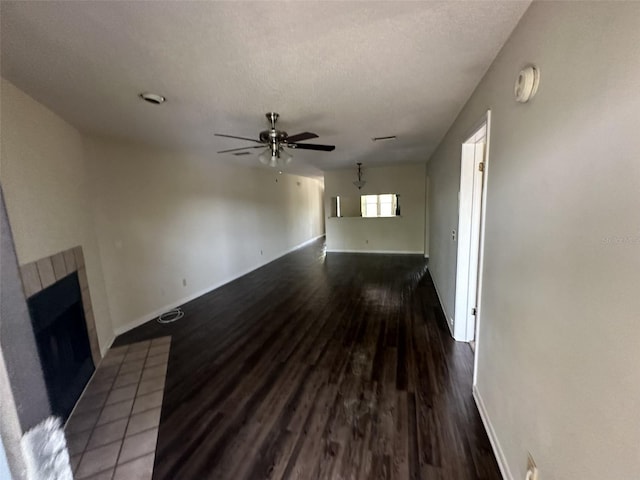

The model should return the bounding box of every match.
[217,146,265,153]
[288,143,335,151]
[215,133,263,144]
[285,132,319,143]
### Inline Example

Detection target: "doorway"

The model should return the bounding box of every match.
[453,114,490,347]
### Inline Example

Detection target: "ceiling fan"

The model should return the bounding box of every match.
[215,112,335,167]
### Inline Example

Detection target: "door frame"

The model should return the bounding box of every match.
[452,111,491,369]
[472,111,492,385]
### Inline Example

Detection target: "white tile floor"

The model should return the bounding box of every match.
[65,337,171,480]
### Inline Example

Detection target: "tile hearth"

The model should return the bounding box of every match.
[65,337,171,480]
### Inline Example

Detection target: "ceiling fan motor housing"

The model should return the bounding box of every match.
[260,112,287,150]
[259,129,288,144]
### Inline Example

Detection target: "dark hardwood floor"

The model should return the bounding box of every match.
[114,239,501,479]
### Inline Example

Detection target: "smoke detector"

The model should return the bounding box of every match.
[514,66,540,103]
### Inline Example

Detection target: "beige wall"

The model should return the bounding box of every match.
[427,2,640,479]
[1,77,325,344]
[0,78,114,353]
[84,136,325,333]
[324,164,426,254]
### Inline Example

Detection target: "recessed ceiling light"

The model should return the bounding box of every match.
[372,135,397,141]
[139,92,166,105]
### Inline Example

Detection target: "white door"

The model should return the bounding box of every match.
[467,142,485,339]
[453,126,486,342]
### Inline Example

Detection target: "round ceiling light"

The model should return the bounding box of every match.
[139,92,166,105]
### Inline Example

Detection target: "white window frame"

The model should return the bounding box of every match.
[360,194,397,218]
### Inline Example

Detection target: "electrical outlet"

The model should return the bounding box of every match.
[182,278,187,287]
[526,453,538,480]
[260,250,263,255]
[365,239,369,244]
[452,230,457,241]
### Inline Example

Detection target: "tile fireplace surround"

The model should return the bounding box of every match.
[19,247,171,479]
[19,245,101,366]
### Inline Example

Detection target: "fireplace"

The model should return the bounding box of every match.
[18,245,102,423]
[27,271,95,421]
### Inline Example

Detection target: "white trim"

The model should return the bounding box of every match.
[424,174,430,259]
[462,114,490,145]
[453,142,478,341]
[325,249,424,255]
[430,270,454,337]
[114,235,325,336]
[473,385,512,480]
[99,335,115,357]
[473,110,491,386]
[454,119,488,342]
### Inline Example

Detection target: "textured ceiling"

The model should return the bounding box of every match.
[1,1,530,177]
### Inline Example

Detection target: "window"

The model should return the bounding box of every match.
[360,194,398,218]
[330,194,399,218]
[361,195,378,217]
[379,194,394,217]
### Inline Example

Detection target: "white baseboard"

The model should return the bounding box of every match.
[430,271,454,337]
[113,234,325,336]
[99,334,115,357]
[473,386,512,480]
[325,249,424,255]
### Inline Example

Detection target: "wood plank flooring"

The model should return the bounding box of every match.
[114,239,501,479]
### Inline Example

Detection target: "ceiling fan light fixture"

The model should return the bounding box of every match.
[258,148,272,166]
[277,149,292,166]
[259,146,292,168]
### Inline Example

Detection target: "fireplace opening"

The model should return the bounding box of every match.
[27,271,95,421]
